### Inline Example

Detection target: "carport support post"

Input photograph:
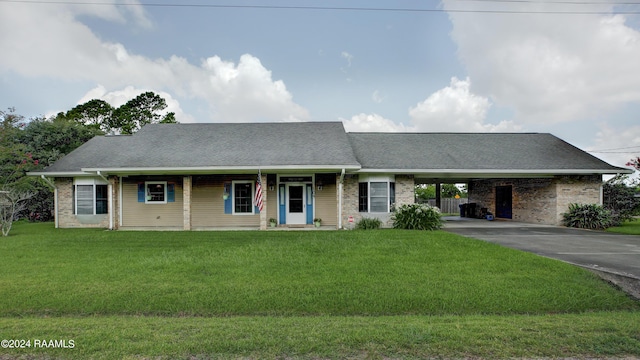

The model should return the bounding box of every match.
[435,183,441,209]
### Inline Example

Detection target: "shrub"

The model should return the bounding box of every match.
[356,217,382,230]
[392,203,443,230]
[562,203,613,230]
[603,180,640,226]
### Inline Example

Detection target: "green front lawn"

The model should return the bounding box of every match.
[1,222,638,359]
[607,218,640,235]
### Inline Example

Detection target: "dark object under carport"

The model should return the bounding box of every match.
[459,203,477,218]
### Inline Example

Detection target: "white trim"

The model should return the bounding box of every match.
[339,169,345,229]
[231,180,255,215]
[145,181,167,204]
[74,178,108,185]
[119,176,123,228]
[285,183,307,225]
[359,179,395,214]
[79,165,361,175]
[54,187,59,229]
[358,169,633,176]
[108,182,113,230]
[358,174,395,183]
[73,181,108,216]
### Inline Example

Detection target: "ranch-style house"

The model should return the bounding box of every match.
[29,122,631,230]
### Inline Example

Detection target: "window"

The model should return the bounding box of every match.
[74,180,108,215]
[358,183,368,212]
[145,182,167,203]
[234,181,254,214]
[358,179,396,213]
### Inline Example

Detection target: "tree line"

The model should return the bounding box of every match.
[0,92,177,236]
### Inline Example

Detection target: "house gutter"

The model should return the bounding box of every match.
[97,171,113,230]
[338,168,345,230]
[40,175,59,229]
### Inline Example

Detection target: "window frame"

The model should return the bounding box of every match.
[232,180,255,215]
[73,178,108,215]
[145,181,167,204]
[358,176,396,213]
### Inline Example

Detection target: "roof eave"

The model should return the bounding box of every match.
[79,164,362,176]
[27,171,93,177]
[356,168,634,178]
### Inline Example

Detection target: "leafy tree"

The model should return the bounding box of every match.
[16,116,103,222]
[603,176,640,225]
[20,116,103,161]
[0,108,29,188]
[0,109,39,235]
[65,99,115,132]
[415,184,467,201]
[111,92,177,134]
[627,157,640,171]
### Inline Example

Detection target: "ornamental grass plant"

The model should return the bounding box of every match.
[392,203,443,230]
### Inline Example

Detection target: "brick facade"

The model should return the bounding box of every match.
[340,174,415,228]
[55,177,110,228]
[468,175,602,225]
[54,173,601,229]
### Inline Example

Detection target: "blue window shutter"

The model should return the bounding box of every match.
[279,184,286,224]
[306,184,313,224]
[224,183,232,214]
[138,183,145,202]
[167,183,175,202]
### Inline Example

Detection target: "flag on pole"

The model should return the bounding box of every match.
[254,170,263,213]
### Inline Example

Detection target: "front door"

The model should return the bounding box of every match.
[286,184,306,224]
[495,185,513,219]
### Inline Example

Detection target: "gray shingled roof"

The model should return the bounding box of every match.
[35,123,628,176]
[40,122,361,173]
[347,133,627,173]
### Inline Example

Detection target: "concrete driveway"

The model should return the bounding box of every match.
[443,217,640,280]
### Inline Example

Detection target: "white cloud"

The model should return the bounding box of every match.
[372,90,384,104]
[443,1,640,125]
[0,2,308,123]
[341,51,354,67]
[591,123,640,170]
[198,55,309,122]
[342,113,412,132]
[409,77,519,132]
[344,77,519,133]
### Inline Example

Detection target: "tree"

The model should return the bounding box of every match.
[627,157,640,171]
[415,184,467,202]
[17,117,103,222]
[111,92,177,134]
[603,175,640,225]
[0,144,38,236]
[0,187,34,236]
[64,99,115,132]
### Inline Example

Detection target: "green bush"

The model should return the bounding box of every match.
[603,180,640,226]
[562,203,613,230]
[355,217,382,230]
[392,203,443,230]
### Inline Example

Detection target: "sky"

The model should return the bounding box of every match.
[1,0,639,171]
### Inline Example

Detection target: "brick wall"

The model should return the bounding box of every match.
[340,174,415,228]
[468,175,602,225]
[55,177,109,228]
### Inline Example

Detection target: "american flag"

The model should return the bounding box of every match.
[254,170,263,213]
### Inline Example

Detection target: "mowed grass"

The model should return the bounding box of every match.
[1,222,636,317]
[607,218,640,235]
[2,222,640,359]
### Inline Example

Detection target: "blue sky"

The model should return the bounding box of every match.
[1,0,639,170]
